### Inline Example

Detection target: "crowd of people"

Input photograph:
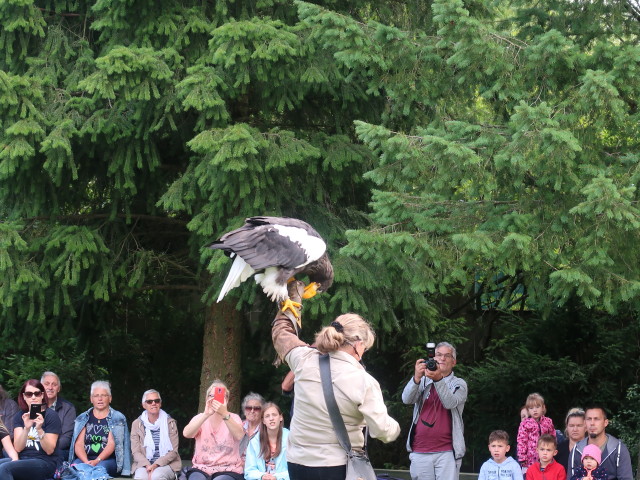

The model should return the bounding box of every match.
[0,376,294,480]
[0,281,635,480]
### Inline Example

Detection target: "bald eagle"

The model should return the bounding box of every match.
[209,216,334,317]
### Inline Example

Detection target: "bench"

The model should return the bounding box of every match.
[111,465,480,479]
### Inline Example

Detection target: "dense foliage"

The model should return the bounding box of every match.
[1,0,639,472]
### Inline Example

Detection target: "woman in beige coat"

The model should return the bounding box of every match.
[272,280,401,480]
[130,389,181,480]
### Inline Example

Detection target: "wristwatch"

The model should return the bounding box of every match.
[222,414,231,421]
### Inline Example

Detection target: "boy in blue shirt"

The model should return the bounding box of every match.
[479,430,524,480]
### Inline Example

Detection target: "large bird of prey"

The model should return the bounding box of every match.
[209,216,334,317]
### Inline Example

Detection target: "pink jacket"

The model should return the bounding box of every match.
[517,416,556,467]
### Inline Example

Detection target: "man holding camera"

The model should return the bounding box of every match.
[402,342,467,480]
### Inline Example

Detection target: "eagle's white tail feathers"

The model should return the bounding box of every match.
[256,267,289,302]
[217,255,255,302]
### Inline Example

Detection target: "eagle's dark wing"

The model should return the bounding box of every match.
[210,219,314,270]
[210,216,329,302]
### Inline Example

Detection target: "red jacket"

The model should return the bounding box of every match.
[527,460,566,480]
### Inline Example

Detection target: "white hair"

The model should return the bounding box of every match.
[90,380,111,396]
[141,389,161,404]
[241,392,265,411]
[41,371,61,387]
[436,341,457,360]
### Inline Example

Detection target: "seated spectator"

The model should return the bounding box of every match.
[0,385,19,458]
[0,414,19,463]
[244,402,289,480]
[41,371,76,462]
[131,389,181,480]
[239,393,265,455]
[69,380,131,477]
[0,387,19,437]
[0,379,61,480]
[183,380,245,480]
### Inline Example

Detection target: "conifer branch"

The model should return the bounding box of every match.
[25,214,188,226]
[135,284,203,292]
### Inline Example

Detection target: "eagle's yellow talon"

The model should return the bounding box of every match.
[302,282,319,299]
[281,299,302,327]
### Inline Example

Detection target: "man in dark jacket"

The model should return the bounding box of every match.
[569,406,632,480]
[41,371,77,462]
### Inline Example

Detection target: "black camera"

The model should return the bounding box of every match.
[424,342,438,371]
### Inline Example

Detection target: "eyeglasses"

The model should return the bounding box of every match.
[245,406,262,412]
[434,352,454,359]
[23,391,43,398]
[145,399,161,404]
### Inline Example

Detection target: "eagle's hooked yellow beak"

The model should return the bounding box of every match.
[302,282,319,299]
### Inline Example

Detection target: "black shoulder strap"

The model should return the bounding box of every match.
[319,353,351,453]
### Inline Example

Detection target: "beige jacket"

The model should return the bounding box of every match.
[272,305,400,467]
[130,415,182,472]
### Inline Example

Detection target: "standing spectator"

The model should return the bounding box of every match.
[0,379,61,480]
[402,342,467,480]
[569,406,633,480]
[555,408,587,473]
[69,380,131,477]
[517,393,555,472]
[271,280,400,480]
[239,393,265,455]
[478,431,523,480]
[516,405,529,464]
[182,380,245,480]
[41,371,76,462]
[0,385,19,458]
[131,389,181,480]
[525,434,565,480]
[244,402,289,480]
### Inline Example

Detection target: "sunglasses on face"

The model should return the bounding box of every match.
[23,391,43,398]
[145,399,161,404]
[245,406,262,412]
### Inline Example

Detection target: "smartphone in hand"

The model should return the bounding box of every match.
[29,403,42,420]
[213,387,225,403]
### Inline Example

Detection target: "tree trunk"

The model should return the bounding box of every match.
[198,301,243,413]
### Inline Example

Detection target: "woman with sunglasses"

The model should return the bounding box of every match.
[239,393,265,456]
[0,379,62,480]
[183,380,245,480]
[244,402,289,480]
[131,389,181,480]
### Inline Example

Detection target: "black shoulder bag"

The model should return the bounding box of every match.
[319,353,377,480]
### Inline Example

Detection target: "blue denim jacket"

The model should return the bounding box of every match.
[69,407,132,476]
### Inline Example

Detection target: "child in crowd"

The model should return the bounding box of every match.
[570,444,607,480]
[518,393,556,472]
[526,434,566,480]
[479,430,523,480]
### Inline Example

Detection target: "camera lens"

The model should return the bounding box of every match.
[426,358,438,371]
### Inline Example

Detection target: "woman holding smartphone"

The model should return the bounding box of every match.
[0,379,61,480]
[183,380,245,480]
